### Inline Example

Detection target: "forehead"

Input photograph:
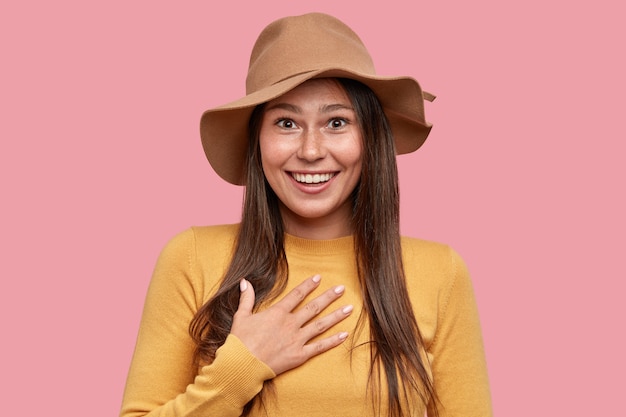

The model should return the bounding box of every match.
[265,78,351,108]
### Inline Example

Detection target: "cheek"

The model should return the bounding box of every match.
[343,138,364,171]
[350,141,365,186]
[260,141,279,171]
[259,130,299,170]
[258,130,277,168]
[259,134,289,185]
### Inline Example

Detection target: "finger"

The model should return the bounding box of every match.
[274,274,322,312]
[301,331,349,360]
[294,284,346,324]
[301,304,354,340]
[235,279,256,317]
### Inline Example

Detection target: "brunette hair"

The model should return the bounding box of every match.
[189,78,437,416]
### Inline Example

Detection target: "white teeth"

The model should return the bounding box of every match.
[292,172,334,184]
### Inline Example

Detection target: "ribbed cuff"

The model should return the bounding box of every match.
[202,334,276,407]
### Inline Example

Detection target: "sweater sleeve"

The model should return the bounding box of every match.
[119,229,275,417]
[427,248,493,417]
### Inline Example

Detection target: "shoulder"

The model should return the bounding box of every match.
[400,235,470,291]
[189,223,240,249]
[400,236,466,277]
[153,224,240,303]
[159,224,239,257]
[153,224,240,278]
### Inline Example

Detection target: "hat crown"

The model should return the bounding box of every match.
[246,13,376,94]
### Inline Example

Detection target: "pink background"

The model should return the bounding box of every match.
[1,1,623,415]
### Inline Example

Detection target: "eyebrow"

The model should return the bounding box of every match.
[265,102,354,114]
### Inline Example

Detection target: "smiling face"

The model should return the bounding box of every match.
[259,79,363,239]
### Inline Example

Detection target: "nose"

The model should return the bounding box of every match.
[296,129,326,161]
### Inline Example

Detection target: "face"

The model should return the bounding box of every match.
[259,79,363,239]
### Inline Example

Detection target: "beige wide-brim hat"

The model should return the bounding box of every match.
[200,12,435,185]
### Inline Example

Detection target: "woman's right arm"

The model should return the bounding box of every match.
[120,229,275,417]
[120,229,351,417]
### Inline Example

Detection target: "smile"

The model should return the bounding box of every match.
[290,172,335,184]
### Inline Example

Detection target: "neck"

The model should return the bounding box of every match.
[279,205,353,240]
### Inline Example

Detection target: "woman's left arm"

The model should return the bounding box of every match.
[426,248,493,417]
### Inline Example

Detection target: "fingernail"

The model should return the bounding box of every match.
[240,279,248,292]
[312,274,321,283]
[334,285,345,294]
[342,305,353,314]
[339,332,349,340]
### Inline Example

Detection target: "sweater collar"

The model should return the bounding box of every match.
[284,233,354,256]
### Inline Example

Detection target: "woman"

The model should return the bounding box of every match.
[120,13,492,417]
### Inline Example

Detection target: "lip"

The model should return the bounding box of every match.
[286,171,338,194]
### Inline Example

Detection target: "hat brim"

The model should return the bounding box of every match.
[200,68,433,185]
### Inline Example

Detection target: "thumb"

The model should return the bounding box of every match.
[236,279,255,316]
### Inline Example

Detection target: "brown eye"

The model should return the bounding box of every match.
[328,118,347,129]
[277,119,296,129]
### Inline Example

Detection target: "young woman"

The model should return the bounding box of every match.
[120,13,492,417]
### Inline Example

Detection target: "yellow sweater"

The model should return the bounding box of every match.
[120,224,492,416]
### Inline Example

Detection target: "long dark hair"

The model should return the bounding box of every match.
[189,78,437,416]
